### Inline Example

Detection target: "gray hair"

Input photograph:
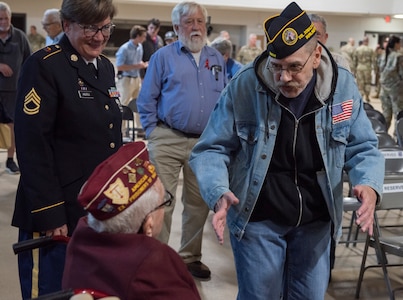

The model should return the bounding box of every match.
[171,1,208,26]
[0,2,11,16]
[60,0,116,25]
[304,35,318,54]
[210,37,232,57]
[88,179,163,234]
[42,8,61,24]
[308,13,327,33]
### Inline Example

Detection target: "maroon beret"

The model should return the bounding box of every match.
[264,2,316,59]
[78,141,158,220]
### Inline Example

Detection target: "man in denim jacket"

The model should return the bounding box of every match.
[189,2,384,299]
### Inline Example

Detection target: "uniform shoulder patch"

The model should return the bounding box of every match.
[23,88,41,115]
[41,44,62,60]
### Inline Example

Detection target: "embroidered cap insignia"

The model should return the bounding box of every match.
[103,177,130,205]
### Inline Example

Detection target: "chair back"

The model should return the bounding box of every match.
[363,102,374,110]
[366,109,386,125]
[369,117,387,133]
[396,118,403,147]
[121,105,135,143]
[397,110,403,121]
[379,148,403,210]
[376,132,397,148]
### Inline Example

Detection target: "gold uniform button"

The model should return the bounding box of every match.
[110,142,115,148]
[105,105,109,110]
[109,123,113,129]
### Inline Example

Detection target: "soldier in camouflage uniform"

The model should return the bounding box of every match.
[379,35,403,131]
[353,36,375,102]
[236,33,262,65]
[340,37,356,73]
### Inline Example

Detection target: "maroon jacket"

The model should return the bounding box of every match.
[62,217,201,299]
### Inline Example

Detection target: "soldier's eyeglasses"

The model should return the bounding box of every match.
[78,23,115,38]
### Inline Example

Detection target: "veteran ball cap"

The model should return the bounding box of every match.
[78,141,158,220]
[264,2,316,59]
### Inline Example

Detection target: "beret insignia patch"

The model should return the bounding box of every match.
[103,177,130,205]
[282,28,298,46]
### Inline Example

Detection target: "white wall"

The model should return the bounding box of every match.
[10,0,403,53]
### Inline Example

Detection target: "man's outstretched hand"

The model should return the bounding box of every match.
[212,192,239,244]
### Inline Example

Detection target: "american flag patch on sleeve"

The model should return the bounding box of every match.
[332,99,353,124]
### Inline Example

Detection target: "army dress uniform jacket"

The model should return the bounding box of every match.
[12,35,123,235]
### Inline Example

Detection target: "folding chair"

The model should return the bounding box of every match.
[340,197,364,247]
[396,110,403,122]
[121,105,135,144]
[363,102,374,111]
[377,132,398,148]
[355,161,403,299]
[127,98,145,139]
[366,108,387,126]
[370,117,387,134]
[396,118,403,148]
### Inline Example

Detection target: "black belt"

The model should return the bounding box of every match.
[157,120,201,139]
[117,74,138,79]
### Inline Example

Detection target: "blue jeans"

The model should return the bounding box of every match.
[230,219,331,300]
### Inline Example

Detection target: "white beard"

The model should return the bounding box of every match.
[180,31,207,53]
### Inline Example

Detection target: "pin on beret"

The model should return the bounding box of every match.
[78,141,158,220]
[264,2,316,59]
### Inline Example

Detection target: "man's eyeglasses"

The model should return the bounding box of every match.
[267,49,315,76]
[42,22,57,28]
[78,23,115,38]
[149,190,173,213]
[137,190,173,234]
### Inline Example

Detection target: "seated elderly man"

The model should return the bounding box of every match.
[62,141,200,300]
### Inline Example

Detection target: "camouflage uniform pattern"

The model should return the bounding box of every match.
[354,45,375,101]
[374,48,384,98]
[236,45,262,65]
[340,43,355,73]
[379,50,403,130]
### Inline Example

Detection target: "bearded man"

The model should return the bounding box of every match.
[137,1,226,280]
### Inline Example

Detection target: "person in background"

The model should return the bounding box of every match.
[190,2,384,299]
[137,1,226,280]
[164,30,177,45]
[373,44,383,99]
[0,1,31,174]
[308,13,350,71]
[236,33,262,65]
[354,36,376,102]
[210,37,243,80]
[62,142,201,300]
[379,35,403,131]
[41,8,64,46]
[308,12,352,282]
[219,30,230,40]
[12,0,122,298]
[115,25,148,135]
[27,25,45,52]
[140,18,164,79]
[340,37,356,74]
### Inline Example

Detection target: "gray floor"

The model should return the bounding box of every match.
[2,96,403,299]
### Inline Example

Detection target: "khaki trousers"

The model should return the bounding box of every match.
[147,125,209,263]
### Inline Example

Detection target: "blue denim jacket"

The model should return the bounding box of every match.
[189,47,385,241]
